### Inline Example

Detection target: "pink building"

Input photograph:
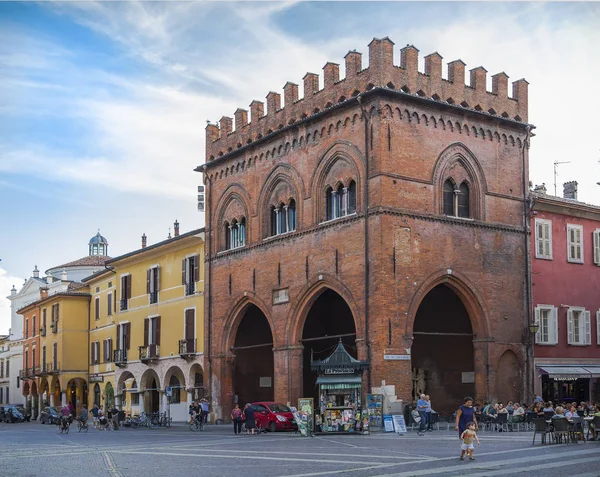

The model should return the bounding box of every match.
[531,182,600,404]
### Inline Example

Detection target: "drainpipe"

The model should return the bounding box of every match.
[521,126,533,403]
[357,95,372,392]
[203,168,214,413]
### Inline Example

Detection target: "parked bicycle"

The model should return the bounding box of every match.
[157,411,172,428]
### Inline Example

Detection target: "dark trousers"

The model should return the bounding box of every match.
[233,419,242,434]
[418,411,427,431]
[425,412,432,430]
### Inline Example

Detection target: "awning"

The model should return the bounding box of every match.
[537,365,600,379]
[316,375,362,390]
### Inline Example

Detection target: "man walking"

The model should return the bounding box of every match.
[200,399,209,425]
[416,394,430,436]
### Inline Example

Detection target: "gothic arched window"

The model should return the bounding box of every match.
[457,182,470,218]
[443,180,455,216]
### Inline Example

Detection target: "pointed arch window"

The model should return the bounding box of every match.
[224,218,246,251]
[325,180,357,221]
[457,183,470,218]
[443,180,455,216]
[270,199,296,237]
[326,186,334,220]
[287,199,296,232]
[224,221,231,250]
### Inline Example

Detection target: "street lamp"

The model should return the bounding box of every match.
[528,322,540,335]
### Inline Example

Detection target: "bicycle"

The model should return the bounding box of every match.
[157,411,172,428]
[76,418,89,433]
[189,413,205,432]
[59,416,72,434]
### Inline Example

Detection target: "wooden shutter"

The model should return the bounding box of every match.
[144,318,149,347]
[194,255,200,282]
[597,311,600,345]
[147,269,151,294]
[103,340,107,362]
[107,293,112,316]
[91,342,95,364]
[42,309,46,328]
[114,292,117,313]
[155,316,161,346]
[156,266,160,292]
[584,311,591,345]
[95,298,100,320]
[594,231,600,265]
[126,275,132,299]
[181,259,187,285]
[575,228,582,260]
[551,307,558,345]
[116,324,121,349]
[534,307,541,344]
[125,323,131,350]
[185,310,195,340]
[108,338,113,361]
[53,342,57,368]
[567,309,574,344]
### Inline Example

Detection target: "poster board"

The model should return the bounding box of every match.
[366,394,383,430]
[294,398,314,437]
[383,414,394,432]
[392,414,407,434]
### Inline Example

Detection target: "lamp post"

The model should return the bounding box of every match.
[528,322,540,402]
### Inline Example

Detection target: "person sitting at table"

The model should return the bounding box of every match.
[506,401,514,415]
[565,404,578,419]
[497,403,508,414]
[589,404,600,441]
[551,406,567,420]
[487,403,498,417]
[542,401,554,412]
[509,403,525,423]
[531,402,544,416]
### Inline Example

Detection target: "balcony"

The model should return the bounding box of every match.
[48,362,60,375]
[120,299,128,311]
[25,367,34,378]
[114,349,128,367]
[179,339,196,358]
[185,282,195,296]
[149,291,158,305]
[139,344,160,362]
[19,369,27,379]
[40,325,46,337]
[40,363,48,376]
[51,320,58,333]
[33,366,42,377]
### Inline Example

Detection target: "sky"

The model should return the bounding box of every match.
[1,1,599,334]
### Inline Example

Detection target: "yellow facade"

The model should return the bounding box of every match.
[86,229,206,421]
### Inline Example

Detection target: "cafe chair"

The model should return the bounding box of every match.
[586,416,600,442]
[552,418,570,444]
[532,418,552,445]
[569,416,584,443]
[495,413,509,433]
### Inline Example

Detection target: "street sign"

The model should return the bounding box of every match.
[165,386,172,397]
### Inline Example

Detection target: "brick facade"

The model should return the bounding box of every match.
[198,37,532,419]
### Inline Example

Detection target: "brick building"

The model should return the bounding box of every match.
[531,182,600,404]
[197,37,532,419]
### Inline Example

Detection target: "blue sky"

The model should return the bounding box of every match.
[1,1,600,333]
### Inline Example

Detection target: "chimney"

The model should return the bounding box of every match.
[60,269,67,281]
[249,100,264,122]
[563,181,578,200]
[219,116,233,137]
[234,108,248,130]
[33,265,39,279]
[303,73,319,97]
[174,220,180,237]
[142,233,147,249]
[10,285,16,296]
[40,287,48,299]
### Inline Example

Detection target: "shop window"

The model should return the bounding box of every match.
[93,383,101,407]
[169,375,181,403]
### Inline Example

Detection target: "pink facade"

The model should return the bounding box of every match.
[531,191,600,404]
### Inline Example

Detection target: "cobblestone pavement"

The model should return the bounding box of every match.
[1,421,599,477]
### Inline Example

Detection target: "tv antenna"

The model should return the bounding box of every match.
[553,160,571,196]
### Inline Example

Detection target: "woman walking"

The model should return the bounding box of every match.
[244,404,256,435]
[231,404,243,435]
[455,396,478,438]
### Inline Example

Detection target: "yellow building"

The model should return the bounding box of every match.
[85,226,206,421]
[19,284,91,415]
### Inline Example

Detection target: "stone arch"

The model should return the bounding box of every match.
[286,275,363,346]
[188,362,205,400]
[221,294,276,352]
[22,381,30,397]
[405,269,490,340]
[431,142,488,220]
[140,368,161,413]
[164,365,187,406]
[163,365,187,389]
[310,141,365,223]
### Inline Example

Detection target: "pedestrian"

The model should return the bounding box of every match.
[98,405,108,431]
[425,395,433,431]
[459,422,480,461]
[111,404,120,430]
[189,401,195,424]
[201,399,209,425]
[244,404,256,435]
[90,403,99,429]
[416,394,429,436]
[231,404,243,435]
[455,396,478,438]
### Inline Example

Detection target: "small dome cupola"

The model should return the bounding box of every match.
[89,230,109,256]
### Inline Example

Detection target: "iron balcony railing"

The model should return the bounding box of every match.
[33,366,41,376]
[40,362,48,376]
[179,339,196,356]
[51,320,58,333]
[113,349,128,365]
[48,362,60,374]
[19,369,27,379]
[40,325,46,337]
[120,299,128,311]
[139,344,160,361]
[185,282,195,296]
[149,291,158,304]
[26,367,34,378]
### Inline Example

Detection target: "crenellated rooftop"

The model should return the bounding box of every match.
[206,37,529,161]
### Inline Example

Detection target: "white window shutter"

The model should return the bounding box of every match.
[584,311,591,345]
[534,307,541,343]
[546,223,552,258]
[551,307,559,345]
[576,228,582,260]
[594,231,600,265]
[597,311,600,345]
[567,309,574,345]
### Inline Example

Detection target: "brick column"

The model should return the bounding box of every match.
[273,345,304,405]
[211,353,235,421]
[473,340,489,403]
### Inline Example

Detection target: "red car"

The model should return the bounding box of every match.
[249,402,297,432]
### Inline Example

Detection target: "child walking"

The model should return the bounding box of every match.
[460,422,480,461]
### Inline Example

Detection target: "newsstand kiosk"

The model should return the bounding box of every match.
[312,340,369,434]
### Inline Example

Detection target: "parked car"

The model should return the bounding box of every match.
[249,402,297,432]
[39,406,60,425]
[1,405,26,423]
[15,405,31,422]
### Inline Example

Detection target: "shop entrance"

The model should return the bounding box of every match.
[542,376,589,404]
[302,289,357,403]
[412,285,474,413]
[233,305,274,407]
